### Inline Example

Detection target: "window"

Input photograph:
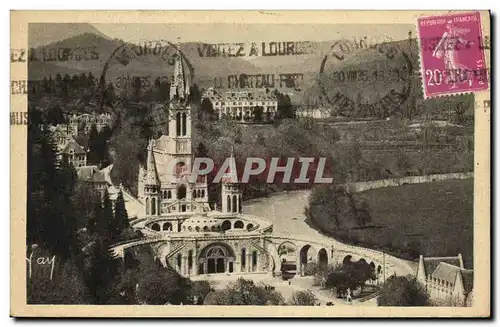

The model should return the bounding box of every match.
[241,248,246,270]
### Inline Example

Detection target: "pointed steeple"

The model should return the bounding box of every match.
[145,139,160,186]
[170,37,186,101]
[222,146,238,183]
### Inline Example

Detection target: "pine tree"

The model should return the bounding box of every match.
[114,190,129,234]
[87,124,99,165]
[84,237,120,304]
[88,199,102,235]
[102,189,115,240]
[27,107,78,259]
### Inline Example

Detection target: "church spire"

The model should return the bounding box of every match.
[145,139,160,186]
[170,37,187,101]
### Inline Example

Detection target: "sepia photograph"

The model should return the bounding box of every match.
[10,10,491,317]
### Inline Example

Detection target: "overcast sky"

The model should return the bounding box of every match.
[94,23,414,44]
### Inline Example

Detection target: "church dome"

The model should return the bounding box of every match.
[182,214,222,232]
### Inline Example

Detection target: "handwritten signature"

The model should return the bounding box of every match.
[26,252,56,281]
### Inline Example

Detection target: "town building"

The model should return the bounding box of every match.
[295,107,331,119]
[416,254,474,307]
[203,87,278,122]
[61,138,88,168]
[69,112,112,134]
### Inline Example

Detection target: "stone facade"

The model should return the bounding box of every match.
[416,254,474,306]
[203,87,278,121]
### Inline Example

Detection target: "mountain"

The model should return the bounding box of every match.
[28,23,110,48]
[27,32,262,87]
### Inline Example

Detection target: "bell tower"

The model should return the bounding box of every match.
[221,148,242,214]
[144,139,160,217]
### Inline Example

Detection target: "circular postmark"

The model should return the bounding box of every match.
[316,36,414,119]
[98,39,195,128]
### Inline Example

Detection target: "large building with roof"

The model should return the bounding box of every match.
[416,254,474,307]
[203,87,278,122]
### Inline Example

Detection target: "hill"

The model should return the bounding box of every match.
[27,30,261,86]
[28,23,110,48]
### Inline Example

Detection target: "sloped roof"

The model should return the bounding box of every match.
[432,262,462,284]
[423,256,462,276]
[74,134,89,149]
[91,171,107,183]
[62,139,86,155]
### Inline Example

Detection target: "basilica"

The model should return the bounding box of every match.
[132,42,276,276]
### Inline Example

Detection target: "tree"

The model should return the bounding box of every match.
[27,256,87,304]
[136,265,193,305]
[355,199,372,228]
[27,107,79,259]
[191,280,212,304]
[274,90,294,119]
[289,290,320,306]
[204,278,285,305]
[377,276,429,306]
[114,190,129,234]
[45,104,65,126]
[200,97,215,120]
[83,238,121,304]
[304,185,358,231]
[87,123,100,165]
[396,150,412,175]
[101,189,115,240]
[87,199,101,235]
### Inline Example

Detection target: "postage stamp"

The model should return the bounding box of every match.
[417,11,489,98]
[10,11,490,318]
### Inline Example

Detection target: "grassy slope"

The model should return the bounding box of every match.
[355,179,473,268]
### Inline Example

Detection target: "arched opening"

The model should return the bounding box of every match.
[232,195,237,213]
[181,113,187,136]
[176,112,181,136]
[246,223,254,231]
[252,251,258,271]
[318,248,328,267]
[177,184,187,200]
[234,220,244,229]
[377,265,382,275]
[239,195,242,213]
[168,190,172,199]
[201,190,205,198]
[299,245,314,275]
[195,226,200,232]
[211,226,217,232]
[188,226,193,232]
[198,243,235,274]
[227,195,231,212]
[203,226,209,232]
[163,222,172,231]
[192,190,196,198]
[146,198,150,215]
[241,248,246,271]
[151,223,160,231]
[221,220,231,231]
[188,250,193,273]
[278,241,297,279]
[177,253,182,272]
[163,190,167,199]
[151,197,157,215]
[343,255,352,267]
